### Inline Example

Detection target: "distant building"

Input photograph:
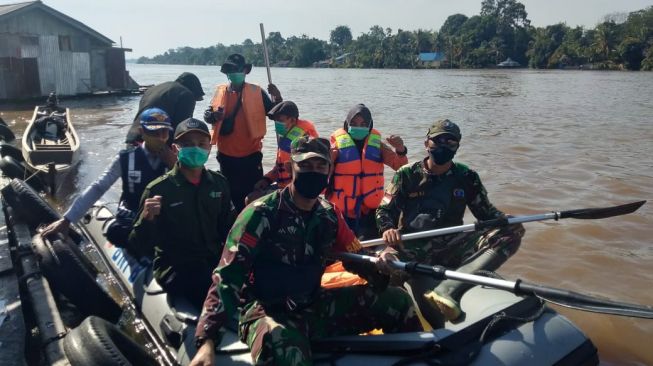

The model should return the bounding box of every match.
[274,60,290,67]
[333,52,352,65]
[418,52,446,68]
[497,57,521,68]
[0,0,138,100]
[313,59,331,68]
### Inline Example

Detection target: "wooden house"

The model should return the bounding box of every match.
[0,1,137,100]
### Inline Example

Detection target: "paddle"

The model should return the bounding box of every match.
[259,23,272,85]
[336,252,653,319]
[361,201,646,248]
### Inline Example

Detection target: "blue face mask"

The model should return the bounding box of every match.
[348,126,370,140]
[178,146,209,168]
[274,121,287,136]
[227,72,245,86]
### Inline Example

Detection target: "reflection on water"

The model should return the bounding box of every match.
[1,65,651,364]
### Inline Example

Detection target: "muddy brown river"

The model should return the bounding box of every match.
[1,64,651,365]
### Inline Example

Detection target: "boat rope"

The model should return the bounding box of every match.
[23,169,41,184]
[41,330,69,347]
[479,297,547,343]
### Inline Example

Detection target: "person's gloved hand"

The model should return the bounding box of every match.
[203,106,224,124]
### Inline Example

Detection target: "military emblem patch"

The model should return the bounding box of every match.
[453,188,465,198]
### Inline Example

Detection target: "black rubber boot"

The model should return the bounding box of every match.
[424,248,507,323]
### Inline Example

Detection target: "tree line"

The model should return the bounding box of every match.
[137,1,653,71]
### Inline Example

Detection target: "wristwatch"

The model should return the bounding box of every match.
[195,336,208,349]
[397,146,408,156]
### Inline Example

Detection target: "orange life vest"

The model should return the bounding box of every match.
[275,119,315,187]
[209,83,266,146]
[329,128,384,219]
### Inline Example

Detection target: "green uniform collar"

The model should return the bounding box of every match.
[167,163,217,187]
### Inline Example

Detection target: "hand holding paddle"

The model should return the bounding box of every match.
[365,201,646,248]
[335,252,653,319]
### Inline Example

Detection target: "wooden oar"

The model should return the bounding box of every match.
[361,201,646,248]
[260,23,272,85]
[336,252,653,319]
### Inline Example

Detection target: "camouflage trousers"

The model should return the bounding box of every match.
[395,224,525,270]
[239,285,422,365]
[393,224,525,328]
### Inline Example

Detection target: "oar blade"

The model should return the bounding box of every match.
[560,200,646,220]
[541,296,653,319]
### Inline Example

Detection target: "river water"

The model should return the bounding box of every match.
[1,64,652,365]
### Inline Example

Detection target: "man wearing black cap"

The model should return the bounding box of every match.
[129,118,236,309]
[203,53,283,212]
[376,119,524,328]
[252,100,318,194]
[126,72,205,144]
[190,136,420,366]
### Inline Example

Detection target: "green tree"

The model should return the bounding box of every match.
[287,35,327,67]
[330,25,353,52]
[592,21,619,62]
[619,37,645,70]
[527,23,567,68]
[416,29,437,52]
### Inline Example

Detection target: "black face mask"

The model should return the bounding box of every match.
[293,171,329,199]
[429,146,456,165]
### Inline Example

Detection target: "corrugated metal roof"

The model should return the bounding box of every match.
[0,1,34,17]
[0,1,114,45]
[419,52,446,62]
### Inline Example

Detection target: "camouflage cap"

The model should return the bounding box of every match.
[427,119,462,141]
[291,136,331,164]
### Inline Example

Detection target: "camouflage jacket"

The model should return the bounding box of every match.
[196,187,378,344]
[376,159,503,235]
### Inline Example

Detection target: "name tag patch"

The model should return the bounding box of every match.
[453,189,465,199]
[127,171,141,184]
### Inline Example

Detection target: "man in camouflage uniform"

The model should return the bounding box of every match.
[376,119,525,328]
[191,137,421,366]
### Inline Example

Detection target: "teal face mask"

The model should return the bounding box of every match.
[178,146,209,168]
[348,126,370,140]
[227,72,245,85]
[274,121,287,136]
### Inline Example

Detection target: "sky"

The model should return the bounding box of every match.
[16,0,653,57]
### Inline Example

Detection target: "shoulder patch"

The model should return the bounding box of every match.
[145,172,172,189]
[453,188,465,199]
